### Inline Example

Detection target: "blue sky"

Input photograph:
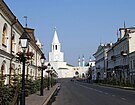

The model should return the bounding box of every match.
[4,0,135,66]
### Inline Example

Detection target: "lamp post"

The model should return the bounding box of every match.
[40,53,46,96]
[19,31,29,105]
[50,67,54,88]
[46,63,51,90]
[53,70,58,84]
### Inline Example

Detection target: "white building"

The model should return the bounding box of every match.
[93,43,112,80]
[88,58,96,80]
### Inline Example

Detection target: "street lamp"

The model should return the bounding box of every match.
[19,31,30,105]
[46,63,51,90]
[40,53,46,96]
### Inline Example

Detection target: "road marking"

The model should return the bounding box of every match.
[78,84,93,90]
[121,98,126,100]
[75,82,128,101]
[75,82,121,98]
[94,89,98,91]
[104,92,108,95]
[98,90,103,93]
[77,83,107,95]
[112,95,115,97]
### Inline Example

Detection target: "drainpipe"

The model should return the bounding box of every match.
[36,49,37,79]
[9,18,17,85]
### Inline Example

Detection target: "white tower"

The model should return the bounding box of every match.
[82,55,85,67]
[48,27,67,78]
[89,56,92,62]
[78,56,81,67]
[49,28,64,62]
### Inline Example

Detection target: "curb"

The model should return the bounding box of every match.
[42,84,60,105]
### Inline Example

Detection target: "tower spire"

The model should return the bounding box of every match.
[89,56,92,61]
[82,55,85,67]
[51,27,61,52]
[78,56,81,67]
[52,27,60,44]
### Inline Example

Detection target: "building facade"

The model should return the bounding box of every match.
[107,27,135,84]
[129,51,135,85]
[0,0,43,85]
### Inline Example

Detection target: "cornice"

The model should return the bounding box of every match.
[29,41,43,54]
[0,0,16,23]
[0,49,14,59]
[113,35,128,48]
[0,1,24,33]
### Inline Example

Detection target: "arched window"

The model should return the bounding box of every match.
[2,23,8,47]
[0,64,4,81]
[0,61,7,84]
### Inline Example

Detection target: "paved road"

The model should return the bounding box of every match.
[51,79,135,105]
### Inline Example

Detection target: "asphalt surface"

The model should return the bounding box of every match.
[50,79,135,105]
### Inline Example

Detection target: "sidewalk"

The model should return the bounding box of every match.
[26,83,60,105]
[97,83,135,91]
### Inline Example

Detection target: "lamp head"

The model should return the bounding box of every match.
[40,53,46,64]
[19,31,30,50]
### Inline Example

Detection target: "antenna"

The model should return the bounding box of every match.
[100,35,102,45]
[23,16,28,28]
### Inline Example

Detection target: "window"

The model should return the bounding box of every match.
[2,23,8,47]
[133,60,135,69]
[11,63,15,75]
[12,31,16,53]
[0,64,5,79]
[1,61,6,83]
[131,61,132,69]
[18,65,21,74]
[55,45,57,50]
